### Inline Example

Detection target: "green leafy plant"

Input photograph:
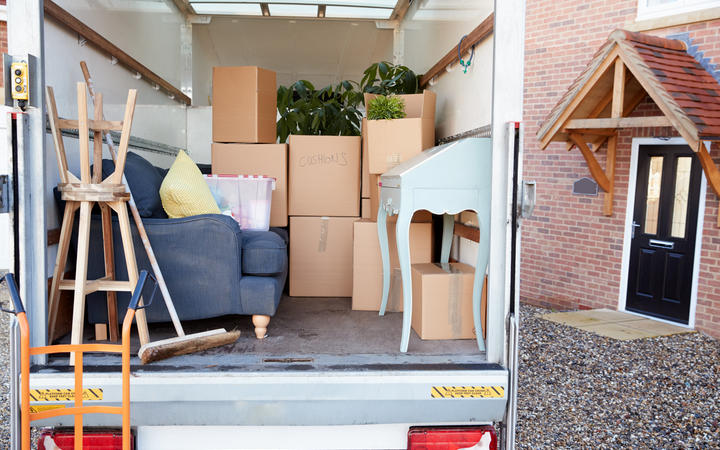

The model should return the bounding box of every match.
[276,80,363,143]
[361,61,420,97]
[367,95,406,120]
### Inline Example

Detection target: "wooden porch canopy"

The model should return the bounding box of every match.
[537,29,720,221]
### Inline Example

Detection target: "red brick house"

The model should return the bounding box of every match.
[522,0,720,338]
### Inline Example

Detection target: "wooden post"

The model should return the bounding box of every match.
[612,58,625,118]
[604,134,617,216]
[569,133,611,192]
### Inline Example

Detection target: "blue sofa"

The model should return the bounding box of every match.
[76,152,288,339]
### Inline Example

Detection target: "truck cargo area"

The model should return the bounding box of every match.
[41,296,486,372]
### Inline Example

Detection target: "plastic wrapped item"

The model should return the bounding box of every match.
[204,174,276,231]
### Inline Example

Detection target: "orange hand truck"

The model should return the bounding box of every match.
[1,270,157,450]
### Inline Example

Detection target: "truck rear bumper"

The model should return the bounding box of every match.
[28,368,508,426]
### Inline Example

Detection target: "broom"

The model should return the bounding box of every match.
[80,62,240,363]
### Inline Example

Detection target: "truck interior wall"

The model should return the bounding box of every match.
[400,2,493,266]
[191,17,394,107]
[402,5,493,141]
[42,1,187,277]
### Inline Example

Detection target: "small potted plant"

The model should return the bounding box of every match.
[361,62,436,175]
[366,95,407,121]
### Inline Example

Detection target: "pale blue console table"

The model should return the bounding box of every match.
[377,137,492,352]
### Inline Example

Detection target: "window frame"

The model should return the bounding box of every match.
[637,0,720,21]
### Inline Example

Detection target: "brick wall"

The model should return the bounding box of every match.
[522,0,720,338]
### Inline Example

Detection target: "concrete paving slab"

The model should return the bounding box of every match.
[623,318,693,336]
[541,308,636,327]
[578,322,659,340]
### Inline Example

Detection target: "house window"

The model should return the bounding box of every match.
[637,0,720,20]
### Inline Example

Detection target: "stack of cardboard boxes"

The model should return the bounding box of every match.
[211,66,288,229]
[288,135,361,297]
[351,91,436,313]
[208,67,480,340]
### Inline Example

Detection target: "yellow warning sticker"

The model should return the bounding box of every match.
[431,386,505,399]
[29,404,66,414]
[29,388,103,402]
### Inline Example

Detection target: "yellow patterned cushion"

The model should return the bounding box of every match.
[160,150,220,218]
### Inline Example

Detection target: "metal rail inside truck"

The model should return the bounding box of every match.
[1,0,526,448]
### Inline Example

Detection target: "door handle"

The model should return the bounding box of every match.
[632,221,641,238]
[649,239,674,249]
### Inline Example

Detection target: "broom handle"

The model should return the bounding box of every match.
[81,61,185,337]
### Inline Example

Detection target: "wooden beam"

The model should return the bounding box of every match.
[169,0,192,17]
[390,0,412,22]
[612,58,625,118]
[453,222,480,243]
[584,87,649,152]
[419,13,494,88]
[44,0,191,105]
[540,47,622,149]
[604,134,617,216]
[57,119,124,132]
[565,116,672,129]
[569,133,611,192]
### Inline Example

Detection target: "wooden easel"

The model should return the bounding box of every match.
[46,82,149,363]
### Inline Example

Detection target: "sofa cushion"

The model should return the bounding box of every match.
[102,152,166,218]
[241,229,287,275]
[160,150,221,218]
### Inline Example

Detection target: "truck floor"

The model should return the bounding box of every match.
[39,297,487,372]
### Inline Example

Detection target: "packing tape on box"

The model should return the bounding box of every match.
[434,263,463,338]
[318,217,329,253]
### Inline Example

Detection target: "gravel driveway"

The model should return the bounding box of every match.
[0,288,717,448]
[517,304,720,448]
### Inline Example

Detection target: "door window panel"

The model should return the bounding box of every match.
[671,156,692,238]
[644,156,663,235]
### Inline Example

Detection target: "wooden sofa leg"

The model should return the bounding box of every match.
[252,315,270,339]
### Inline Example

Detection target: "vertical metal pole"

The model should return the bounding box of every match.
[180,20,193,103]
[488,0,525,365]
[8,0,48,356]
[9,319,21,450]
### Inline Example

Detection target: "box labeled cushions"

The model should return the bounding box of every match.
[290,216,355,297]
[212,66,277,143]
[288,135,361,216]
[211,143,288,227]
[365,90,436,174]
[352,220,432,311]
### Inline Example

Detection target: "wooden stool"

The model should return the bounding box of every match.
[45,82,149,363]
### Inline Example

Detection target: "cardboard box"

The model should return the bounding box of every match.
[352,219,433,311]
[288,135,361,216]
[361,198,371,219]
[368,174,432,223]
[365,90,436,174]
[411,262,484,340]
[212,66,277,143]
[211,143,288,227]
[290,216,356,297]
[361,118,370,198]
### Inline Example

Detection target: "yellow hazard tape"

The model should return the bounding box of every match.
[431,386,505,399]
[29,388,103,402]
[29,404,66,414]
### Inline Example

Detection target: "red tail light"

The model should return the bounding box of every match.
[38,429,133,450]
[408,425,498,450]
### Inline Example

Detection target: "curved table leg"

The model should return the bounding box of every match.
[378,205,391,316]
[474,209,490,352]
[396,211,413,352]
[440,213,454,264]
